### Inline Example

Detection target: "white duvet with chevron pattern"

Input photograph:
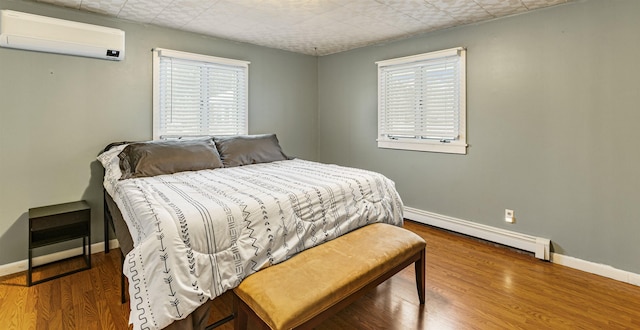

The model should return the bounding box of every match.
[107,159,403,330]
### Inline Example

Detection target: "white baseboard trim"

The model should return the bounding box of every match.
[5,212,640,288]
[0,239,120,278]
[404,206,551,260]
[551,253,640,287]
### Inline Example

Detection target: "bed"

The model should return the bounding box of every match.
[98,134,404,330]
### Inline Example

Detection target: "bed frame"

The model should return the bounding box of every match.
[99,139,404,329]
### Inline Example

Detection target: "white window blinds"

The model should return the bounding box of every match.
[376,47,466,154]
[153,48,249,139]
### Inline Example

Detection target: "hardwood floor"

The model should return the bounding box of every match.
[1,220,639,329]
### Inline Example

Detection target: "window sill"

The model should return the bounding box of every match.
[377,139,467,154]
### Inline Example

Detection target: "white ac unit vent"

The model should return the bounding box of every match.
[0,10,125,61]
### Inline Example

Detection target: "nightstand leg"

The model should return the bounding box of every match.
[87,235,91,268]
[27,247,32,287]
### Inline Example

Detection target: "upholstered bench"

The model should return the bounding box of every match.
[232,223,426,329]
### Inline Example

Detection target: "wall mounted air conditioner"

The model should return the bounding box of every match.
[0,10,125,61]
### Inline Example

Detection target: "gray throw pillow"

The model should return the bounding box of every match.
[119,139,223,179]
[214,134,288,167]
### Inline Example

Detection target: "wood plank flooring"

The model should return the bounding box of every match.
[1,220,639,329]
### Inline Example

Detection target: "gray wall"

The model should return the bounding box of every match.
[2,0,638,276]
[318,0,640,274]
[0,0,317,265]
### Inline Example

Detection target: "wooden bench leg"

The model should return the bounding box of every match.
[233,292,271,330]
[232,294,243,330]
[233,293,248,330]
[415,248,426,304]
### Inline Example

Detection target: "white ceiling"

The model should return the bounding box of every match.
[34,0,573,56]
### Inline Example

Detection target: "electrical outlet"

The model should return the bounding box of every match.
[505,209,515,223]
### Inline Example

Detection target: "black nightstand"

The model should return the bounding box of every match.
[28,200,91,286]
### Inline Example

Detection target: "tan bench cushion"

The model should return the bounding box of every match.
[233,223,426,329]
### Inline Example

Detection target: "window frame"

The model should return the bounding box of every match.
[152,48,250,140]
[376,47,467,154]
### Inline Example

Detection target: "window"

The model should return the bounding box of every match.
[153,48,249,139]
[376,47,466,154]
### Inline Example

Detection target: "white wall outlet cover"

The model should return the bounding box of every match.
[505,209,514,218]
[505,209,515,223]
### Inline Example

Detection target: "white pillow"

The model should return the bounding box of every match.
[97,144,128,196]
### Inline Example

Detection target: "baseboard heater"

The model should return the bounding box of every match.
[404,206,550,260]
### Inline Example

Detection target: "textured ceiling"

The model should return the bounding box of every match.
[34,0,573,56]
